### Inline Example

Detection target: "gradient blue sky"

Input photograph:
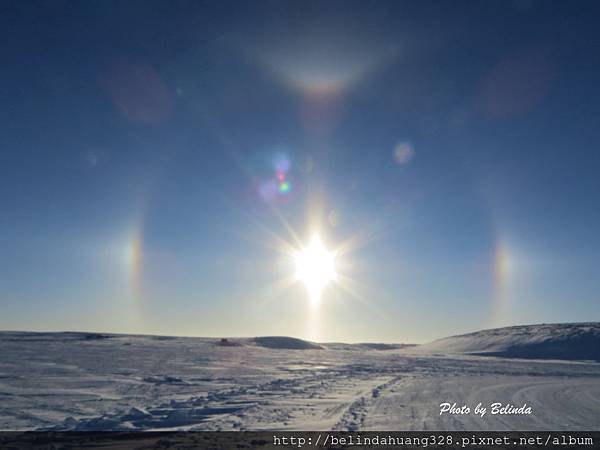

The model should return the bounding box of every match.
[1,1,599,342]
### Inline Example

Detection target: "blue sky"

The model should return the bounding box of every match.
[1,1,599,342]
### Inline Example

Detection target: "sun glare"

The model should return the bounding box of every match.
[294,235,336,304]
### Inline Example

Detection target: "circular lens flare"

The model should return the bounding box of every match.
[279,181,291,193]
[294,235,336,304]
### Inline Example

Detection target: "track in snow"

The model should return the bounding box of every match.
[1,332,599,431]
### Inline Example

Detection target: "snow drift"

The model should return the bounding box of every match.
[417,322,600,361]
[357,343,417,351]
[252,336,323,350]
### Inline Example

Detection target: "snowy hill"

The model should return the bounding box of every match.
[252,336,323,349]
[417,322,600,361]
[356,343,417,351]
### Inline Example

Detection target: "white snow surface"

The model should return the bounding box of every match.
[415,322,600,360]
[0,325,599,431]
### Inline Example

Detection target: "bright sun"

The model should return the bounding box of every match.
[294,235,336,304]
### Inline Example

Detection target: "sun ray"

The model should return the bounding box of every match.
[333,274,387,319]
[220,204,301,257]
[335,217,408,257]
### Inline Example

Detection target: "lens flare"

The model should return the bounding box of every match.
[257,152,295,203]
[279,181,290,193]
[393,142,414,165]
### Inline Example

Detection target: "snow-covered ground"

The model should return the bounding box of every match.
[415,322,600,361]
[0,324,599,431]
